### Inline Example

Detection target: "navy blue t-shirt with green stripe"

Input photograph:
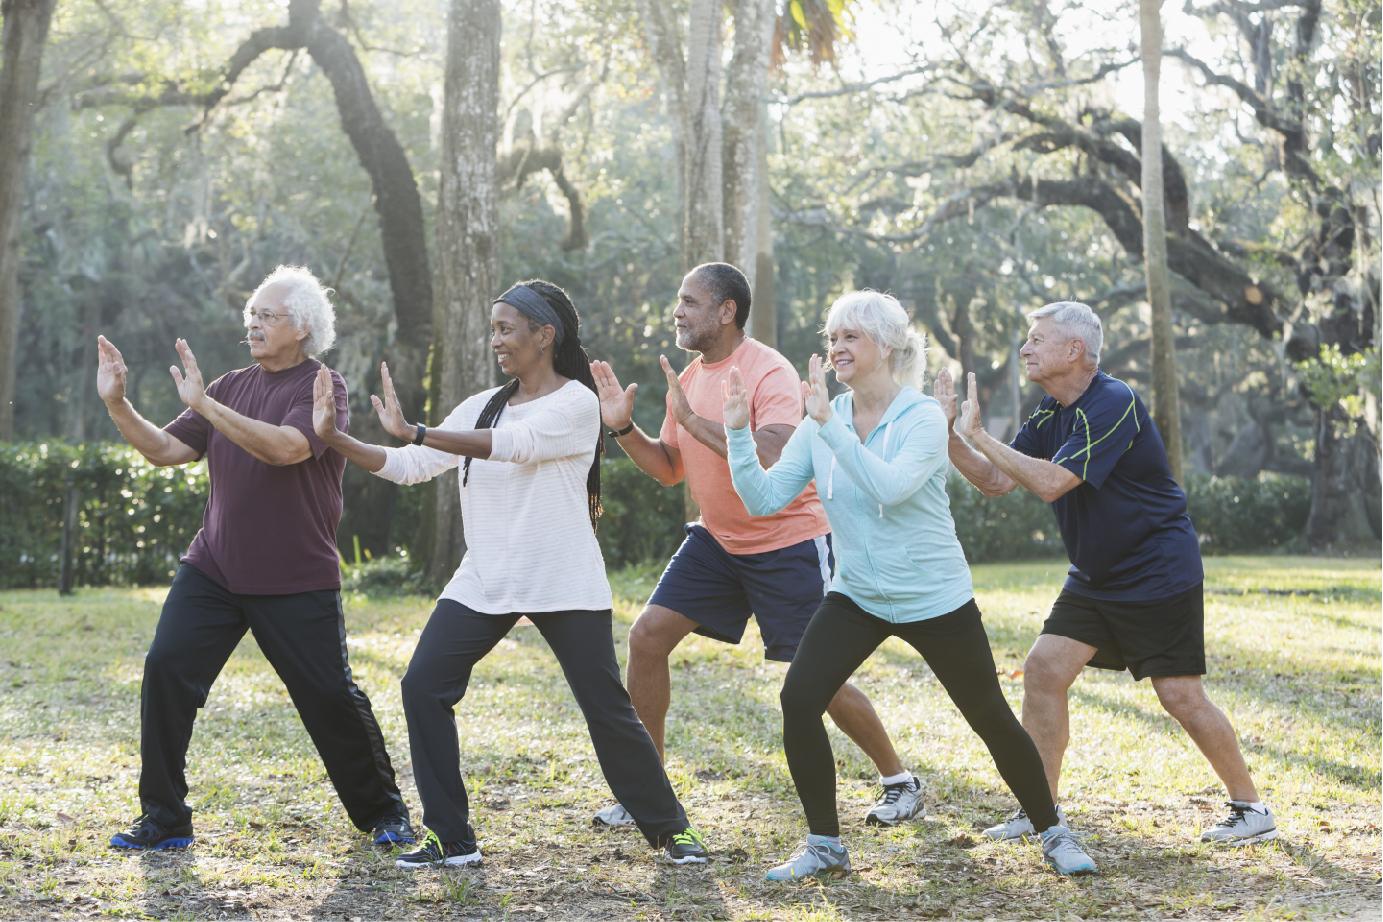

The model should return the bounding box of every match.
[1011,371,1202,601]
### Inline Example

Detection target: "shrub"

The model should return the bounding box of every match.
[947,475,1067,563]
[0,443,1317,589]
[0,442,207,589]
[596,457,686,570]
[1184,473,1311,554]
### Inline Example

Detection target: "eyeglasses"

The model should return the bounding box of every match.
[247,308,289,325]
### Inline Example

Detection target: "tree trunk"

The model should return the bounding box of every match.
[424,0,501,590]
[722,0,775,273]
[0,0,58,440]
[1139,0,1185,481]
[750,99,777,347]
[681,0,725,266]
[1306,407,1373,548]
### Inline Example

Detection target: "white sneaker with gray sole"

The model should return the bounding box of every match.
[1200,802,1277,845]
[865,776,925,826]
[983,804,1068,841]
[591,802,636,828]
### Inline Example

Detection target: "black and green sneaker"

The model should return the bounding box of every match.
[662,827,709,865]
[395,830,482,869]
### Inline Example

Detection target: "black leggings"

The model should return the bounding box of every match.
[781,593,1058,837]
[400,601,688,848]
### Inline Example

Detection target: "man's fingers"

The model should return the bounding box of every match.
[626,383,638,400]
[170,366,183,386]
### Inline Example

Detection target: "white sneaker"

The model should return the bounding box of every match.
[983,804,1068,841]
[865,775,925,826]
[764,837,851,881]
[591,802,636,828]
[1040,825,1097,875]
[1200,802,1277,845]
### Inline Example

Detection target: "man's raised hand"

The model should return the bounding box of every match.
[170,339,207,410]
[934,367,958,430]
[659,354,693,425]
[313,366,341,441]
[96,335,128,405]
[590,360,636,431]
[957,371,984,439]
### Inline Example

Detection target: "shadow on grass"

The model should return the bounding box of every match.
[133,850,214,917]
[1069,684,1381,792]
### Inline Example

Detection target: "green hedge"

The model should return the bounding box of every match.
[0,443,1312,589]
[0,442,207,589]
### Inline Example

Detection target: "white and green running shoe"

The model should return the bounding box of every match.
[395,830,482,869]
[662,827,709,864]
[1200,802,1277,845]
[765,836,851,881]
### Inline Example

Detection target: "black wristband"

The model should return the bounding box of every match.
[412,422,426,445]
[606,421,635,439]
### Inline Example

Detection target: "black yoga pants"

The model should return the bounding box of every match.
[780,592,1058,837]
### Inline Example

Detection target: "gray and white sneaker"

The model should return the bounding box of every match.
[1200,802,1277,845]
[983,804,1068,841]
[865,775,925,826]
[1040,825,1097,875]
[764,836,851,881]
[592,802,636,828]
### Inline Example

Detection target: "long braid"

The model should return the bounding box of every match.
[463,280,603,530]
[462,379,520,488]
[522,280,603,529]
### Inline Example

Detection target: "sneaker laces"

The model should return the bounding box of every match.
[876,778,914,805]
[1043,826,1081,851]
[419,830,445,857]
[1213,802,1253,828]
[670,829,704,848]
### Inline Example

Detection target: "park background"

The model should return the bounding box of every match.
[0,0,1379,918]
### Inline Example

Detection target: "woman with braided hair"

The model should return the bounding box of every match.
[312,279,709,869]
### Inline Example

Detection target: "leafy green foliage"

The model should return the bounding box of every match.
[0,442,206,589]
[1295,345,1381,433]
[0,443,1315,590]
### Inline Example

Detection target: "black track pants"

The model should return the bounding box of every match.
[400,600,688,848]
[137,564,408,830]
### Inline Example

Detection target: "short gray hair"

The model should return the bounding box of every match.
[823,290,927,387]
[1026,300,1102,365]
[245,265,337,356]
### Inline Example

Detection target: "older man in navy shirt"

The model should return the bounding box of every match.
[936,301,1275,848]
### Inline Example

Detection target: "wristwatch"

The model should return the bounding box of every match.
[606,421,635,439]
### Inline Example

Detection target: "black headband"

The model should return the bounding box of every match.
[494,284,564,346]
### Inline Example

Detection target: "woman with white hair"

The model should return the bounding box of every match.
[722,290,1096,879]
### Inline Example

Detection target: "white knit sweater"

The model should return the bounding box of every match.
[373,380,612,614]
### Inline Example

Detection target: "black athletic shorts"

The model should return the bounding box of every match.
[1040,582,1206,681]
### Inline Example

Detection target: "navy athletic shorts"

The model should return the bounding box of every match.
[648,523,833,662]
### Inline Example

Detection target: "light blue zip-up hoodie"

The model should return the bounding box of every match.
[726,387,973,623]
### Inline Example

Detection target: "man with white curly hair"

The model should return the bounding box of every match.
[96,265,413,852]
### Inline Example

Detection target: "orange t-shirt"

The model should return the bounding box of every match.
[660,337,829,555]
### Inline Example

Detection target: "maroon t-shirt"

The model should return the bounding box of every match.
[163,359,348,594]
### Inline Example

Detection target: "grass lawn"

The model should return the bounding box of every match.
[0,556,1378,919]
